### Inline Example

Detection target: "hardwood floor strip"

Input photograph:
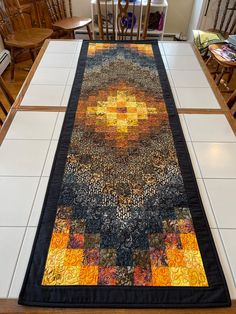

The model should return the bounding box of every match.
[177,108,224,114]
[0,109,17,145]
[225,111,236,135]
[18,106,67,112]
[0,299,235,314]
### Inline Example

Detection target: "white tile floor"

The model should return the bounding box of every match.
[0,40,236,301]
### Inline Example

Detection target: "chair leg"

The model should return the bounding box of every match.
[30,49,36,62]
[10,47,15,81]
[227,67,234,84]
[205,55,212,65]
[227,89,236,109]
[86,24,93,40]
[215,67,226,86]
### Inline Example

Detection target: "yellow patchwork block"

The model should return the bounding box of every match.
[188,268,208,286]
[117,125,128,133]
[184,250,204,269]
[45,248,66,269]
[56,266,81,285]
[117,120,128,127]
[170,267,190,286]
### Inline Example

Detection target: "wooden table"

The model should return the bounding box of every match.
[0,41,236,312]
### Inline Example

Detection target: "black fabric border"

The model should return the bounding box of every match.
[18,40,231,308]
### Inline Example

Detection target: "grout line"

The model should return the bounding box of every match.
[4,138,59,141]
[217,228,236,230]
[0,226,32,228]
[0,175,51,178]
[173,86,217,89]
[36,65,75,69]
[203,178,236,180]
[188,140,236,143]
[29,83,66,86]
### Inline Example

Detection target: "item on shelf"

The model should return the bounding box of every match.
[228,34,236,47]
[157,11,164,31]
[213,45,236,62]
[121,12,136,29]
[148,11,161,30]
[94,13,114,29]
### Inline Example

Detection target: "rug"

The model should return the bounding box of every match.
[19,41,231,307]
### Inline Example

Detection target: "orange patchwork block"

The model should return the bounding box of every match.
[64,249,84,266]
[50,233,69,249]
[152,267,171,286]
[79,266,99,285]
[181,234,199,251]
[166,249,185,267]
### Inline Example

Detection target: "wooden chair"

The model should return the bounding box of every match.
[0,0,53,80]
[227,89,236,118]
[45,0,92,39]
[0,76,14,126]
[97,0,151,40]
[193,0,236,54]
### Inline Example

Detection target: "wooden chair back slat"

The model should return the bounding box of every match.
[0,5,14,40]
[45,0,57,23]
[97,0,115,40]
[68,0,72,18]
[142,0,151,39]
[105,0,109,39]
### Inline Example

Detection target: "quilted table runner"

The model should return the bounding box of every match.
[19,41,231,307]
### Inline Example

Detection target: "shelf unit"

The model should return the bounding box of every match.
[90,0,168,40]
